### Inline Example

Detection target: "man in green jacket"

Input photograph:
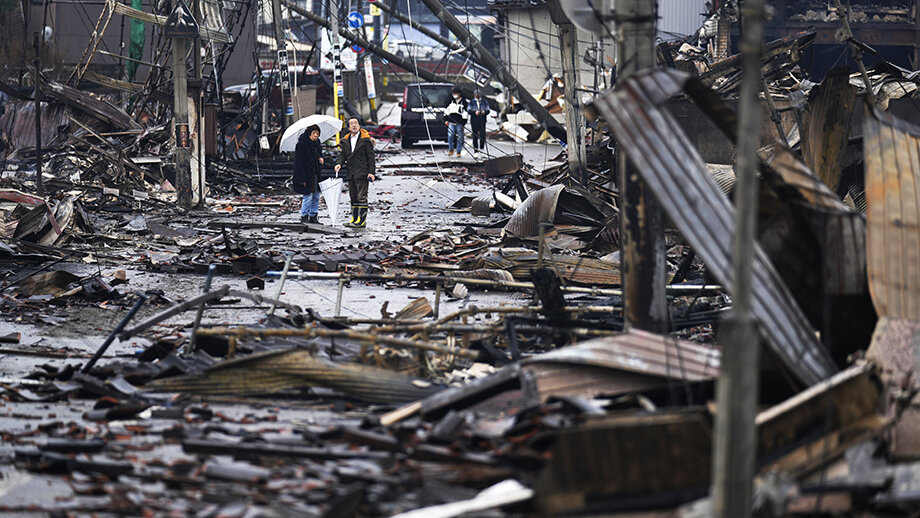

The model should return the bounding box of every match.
[334,116,376,228]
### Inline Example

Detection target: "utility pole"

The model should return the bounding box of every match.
[33,32,44,195]
[173,36,192,208]
[711,0,765,516]
[330,0,343,143]
[417,0,566,140]
[372,0,381,46]
[271,0,292,131]
[166,0,198,209]
[618,0,667,333]
[189,0,203,206]
[547,0,587,186]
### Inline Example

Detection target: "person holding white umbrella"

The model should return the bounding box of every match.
[281,114,344,225]
[293,125,324,224]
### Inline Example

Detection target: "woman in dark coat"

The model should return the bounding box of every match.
[293,125,324,223]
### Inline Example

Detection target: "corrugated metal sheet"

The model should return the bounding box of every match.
[522,329,719,401]
[864,106,920,320]
[595,68,836,387]
[710,167,736,198]
[801,68,857,192]
[658,0,709,40]
[525,329,720,381]
[477,248,622,286]
[43,80,140,131]
[766,146,852,212]
[502,184,607,244]
[0,101,69,150]
[503,184,565,238]
[765,146,867,296]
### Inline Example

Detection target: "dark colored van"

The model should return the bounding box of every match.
[400,83,454,148]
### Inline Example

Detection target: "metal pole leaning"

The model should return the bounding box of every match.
[83,292,148,372]
[335,276,347,317]
[186,264,216,355]
[269,253,294,316]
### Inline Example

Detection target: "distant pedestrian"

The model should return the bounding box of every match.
[444,88,467,157]
[467,89,490,153]
[335,116,376,228]
[293,125,324,224]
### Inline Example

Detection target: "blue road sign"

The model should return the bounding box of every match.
[347,11,364,28]
[351,44,363,53]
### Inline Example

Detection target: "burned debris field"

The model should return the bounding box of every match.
[4,0,920,517]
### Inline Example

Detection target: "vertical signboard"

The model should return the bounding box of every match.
[364,58,376,100]
[277,49,294,116]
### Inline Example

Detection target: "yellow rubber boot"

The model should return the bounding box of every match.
[354,206,368,228]
[344,205,358,227]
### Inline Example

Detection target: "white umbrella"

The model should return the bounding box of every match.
[318,174,344,226]
[279,114,342,152]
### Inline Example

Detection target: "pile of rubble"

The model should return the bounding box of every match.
[8,4,920,516]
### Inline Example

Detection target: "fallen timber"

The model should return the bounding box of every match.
[194,326,485,360]
[266,270,723,296]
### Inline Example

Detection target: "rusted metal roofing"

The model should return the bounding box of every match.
[764,146,867,297]
[766,146,853,212]
[0,101,70,150]
[801,68,857,192]
[864,106,920,320]
[522,329,719,400]
[43,80,140,131]
[594,68,836,387]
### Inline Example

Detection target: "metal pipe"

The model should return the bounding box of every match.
[324,304,620,328]
[266,270,724,296]
[335,276,346,316]
[83,293,148,372]
[187,264,216,354]
[269,253,293,316]
[761,76,788,146]
[833,0,877,105]
[118,286,303,341]
[434,282,441,318]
